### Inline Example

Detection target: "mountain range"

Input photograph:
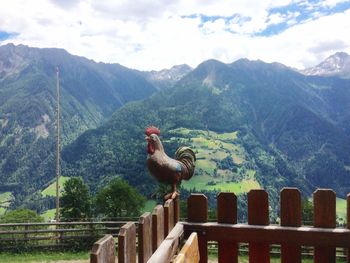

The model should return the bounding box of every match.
[1,43,350,212]
[63,53,350,204]
[0,44,156,205]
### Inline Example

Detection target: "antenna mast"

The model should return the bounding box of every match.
[55,67,60,222]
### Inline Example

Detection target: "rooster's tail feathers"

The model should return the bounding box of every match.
[175,146,196,180]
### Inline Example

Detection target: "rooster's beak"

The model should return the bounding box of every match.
[145,136,150,141]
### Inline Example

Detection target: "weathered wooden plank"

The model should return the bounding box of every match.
[164,199,175,237]
[90,234,115,263]
[187,194,208,263]
[182,222,350,246]
[152,205,164,252]
[173,232,200,263]
[147,223,184,263]
[280,188,301,263]
[138,212,152,263]
[314,189,336,263]
[217,192,238,263]
[248,189,270,263]
[174,196,180,224]
[118,222,136,263]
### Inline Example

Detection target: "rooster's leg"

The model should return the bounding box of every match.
[164,183,180,200]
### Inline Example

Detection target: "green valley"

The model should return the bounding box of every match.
[166,128,260,194]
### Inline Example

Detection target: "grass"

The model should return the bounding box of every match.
[183,174,260,194]
[0,251,89,263]
[41,209,56,221]
[336,197,346,223]
[0,192,13,215]
[208,254,343,263]
[41,176,70,197]
[167,127,257,195]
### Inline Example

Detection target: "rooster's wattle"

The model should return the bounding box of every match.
[145,126,196,200]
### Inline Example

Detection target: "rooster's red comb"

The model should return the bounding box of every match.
[145,126,160,136]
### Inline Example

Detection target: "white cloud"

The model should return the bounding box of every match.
[0,0,349,70]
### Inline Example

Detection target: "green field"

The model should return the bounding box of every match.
[0,192,13,215]
[41,176,70,197]
[0,251,89,263]
[336,197,347,223]
[41,209,56,221]
[168,128,258,194]
[0,252,339,263]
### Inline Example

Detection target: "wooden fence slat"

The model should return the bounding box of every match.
[187,194,208,263]
[314,189,336,263]
[147,223,184,263]
[182,222,350,246]
[90,234,115,263]
[248,189,270,263]
[173,232,200,263]
[280,188,302,263]
[118,222,136,263]
[174,196,180,224]
[217,192,238,263]
[152,205,164,253]
[347,193,350,263]
[138,212,152,263]
[164,199,175,237]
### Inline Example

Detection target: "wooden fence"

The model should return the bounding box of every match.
[112,197,181,263]
[95,187,350,263]
[183,188,350,263]
[0,221,127,251]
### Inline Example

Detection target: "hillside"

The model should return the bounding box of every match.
[62,56,350,210]
[0,44,156,207]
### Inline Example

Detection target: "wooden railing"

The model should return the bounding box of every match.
[97,187,350,263]
[0,221,127,251]
[114,197,181,263]
[183,188,350,263]
[86,199,186,263]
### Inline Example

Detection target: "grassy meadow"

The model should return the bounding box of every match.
[167,128,260,195]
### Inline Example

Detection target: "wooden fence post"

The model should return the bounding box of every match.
[90,234,115,263]
[347,193,350,263]
[138,212,152,263]
[314,189,336,263]
[217,192,238,263]
[280,187,302,263]
[187,194,208,263]
[118,222,136,263]
[152,205,164,253]
[174,196,180,224]
[164,199,175,237]
[248,189,270,263]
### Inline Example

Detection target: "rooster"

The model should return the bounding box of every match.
[145,126,196,200]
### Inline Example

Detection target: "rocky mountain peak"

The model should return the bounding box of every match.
[301,52,350,78]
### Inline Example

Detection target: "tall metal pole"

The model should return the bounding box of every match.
[55,67,60,222]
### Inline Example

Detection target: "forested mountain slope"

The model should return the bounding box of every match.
[63,57,350,205]
[0,44,156,205]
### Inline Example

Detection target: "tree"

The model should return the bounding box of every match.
[0,209,44,223]
[95,178,145,218]
[61,177,91,221]
[302,198,313,225]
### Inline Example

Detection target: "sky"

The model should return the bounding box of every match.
[0,0,350,70]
